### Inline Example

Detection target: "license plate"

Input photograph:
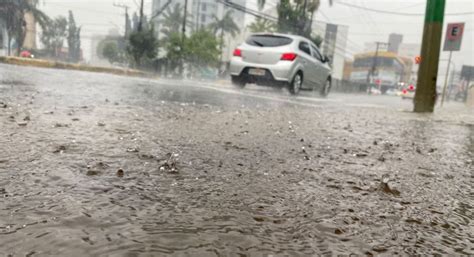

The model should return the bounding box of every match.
[248,68,265,76]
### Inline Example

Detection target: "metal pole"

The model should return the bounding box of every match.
[138,0,144,32]
[182,0,188,44]
[196,0,201,31]
[414,0,446,112]
[180,0,188,77]
[440,51,452,107]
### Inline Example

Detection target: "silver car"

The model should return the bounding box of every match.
[230,33,332,96]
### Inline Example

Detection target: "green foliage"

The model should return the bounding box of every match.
[102,41,119,64]
[40,16,68,57]
[208,10,240,63]
[185,29,220,68]
[163,29,219,75]
[248,17,276,33]
[127,26,158,67]
[209,11,240,38]
[67,10,81,62]
[0,0,49,55]
[97,37,126,64]
[258,0,321,38]
[160,4,192,42]
[163,32,184,72]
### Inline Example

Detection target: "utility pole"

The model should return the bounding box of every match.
[180,0,189,77]
[414,0,446,112]
[196,0,202,31]
[113,2,129,37]
[441,52,454,106]
[366,42,389,89]
[182,0,189,44]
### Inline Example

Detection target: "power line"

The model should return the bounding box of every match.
[336,1,474,16]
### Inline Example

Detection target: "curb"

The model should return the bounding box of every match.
[0,56,147,78]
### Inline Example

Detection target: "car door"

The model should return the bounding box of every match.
[297,41,315,89]
[310,44,329,87]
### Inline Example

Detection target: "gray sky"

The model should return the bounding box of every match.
[39,0,473,73]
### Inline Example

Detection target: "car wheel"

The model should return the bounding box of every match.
[231,76,246,88]
[320,79,331,97]
[288,72,302,95]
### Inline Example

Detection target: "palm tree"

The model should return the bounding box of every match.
[248,17,276,33]
[160,3,193,42]
[0,0,49,55]
[209,10,240,63]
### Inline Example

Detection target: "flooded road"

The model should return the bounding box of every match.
[1,64,473,256]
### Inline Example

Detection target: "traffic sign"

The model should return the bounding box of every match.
[443,23,464,51]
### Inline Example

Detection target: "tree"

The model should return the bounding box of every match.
[257,0,321,38]
[102,41,119,64]
[310,34,323,47]
[40,16,67,58]
[160,3,192,42]
[209,10,240,63]
[127,26,158,67]
[67,10,81,62]
[248,17,276,33]
[163,32,184,75]
[186,29,220,69]
[0,0,49,56]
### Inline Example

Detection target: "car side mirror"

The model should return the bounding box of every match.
[323,55,330,63]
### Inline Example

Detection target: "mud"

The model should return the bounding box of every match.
[0,64,473,256]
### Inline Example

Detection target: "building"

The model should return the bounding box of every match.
[349,51,413,92]
[321,23,349,80]
[388,33,403,53]
[342,59,353,80]
[151,0,248,62]
[398,43,421,59]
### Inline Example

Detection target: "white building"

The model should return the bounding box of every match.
[319,22,349,80]
[151,0,248,62]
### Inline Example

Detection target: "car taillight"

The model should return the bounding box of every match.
[281,53,297,61]
[409,85,414,91]
[233,48,242,57]
[402,89,408,94]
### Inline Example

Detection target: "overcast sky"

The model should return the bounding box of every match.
[39,0,473,72]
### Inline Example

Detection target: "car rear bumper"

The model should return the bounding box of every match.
[229,57,295,82]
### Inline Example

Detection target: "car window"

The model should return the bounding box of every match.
[311,45,323,62]
[246,35,293,47]
[299,41,311,56]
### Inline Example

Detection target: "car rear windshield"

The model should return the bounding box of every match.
[246,35,293,47]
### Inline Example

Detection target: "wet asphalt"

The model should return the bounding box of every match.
[0,64,473,256]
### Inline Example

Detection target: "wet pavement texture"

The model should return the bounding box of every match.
[0,64,473,256]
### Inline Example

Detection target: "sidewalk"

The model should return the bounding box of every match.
[0,56,146,77]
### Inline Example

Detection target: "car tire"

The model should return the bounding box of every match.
[320,78,331,97]
[288,72,303,95]
[231,76,246,88]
